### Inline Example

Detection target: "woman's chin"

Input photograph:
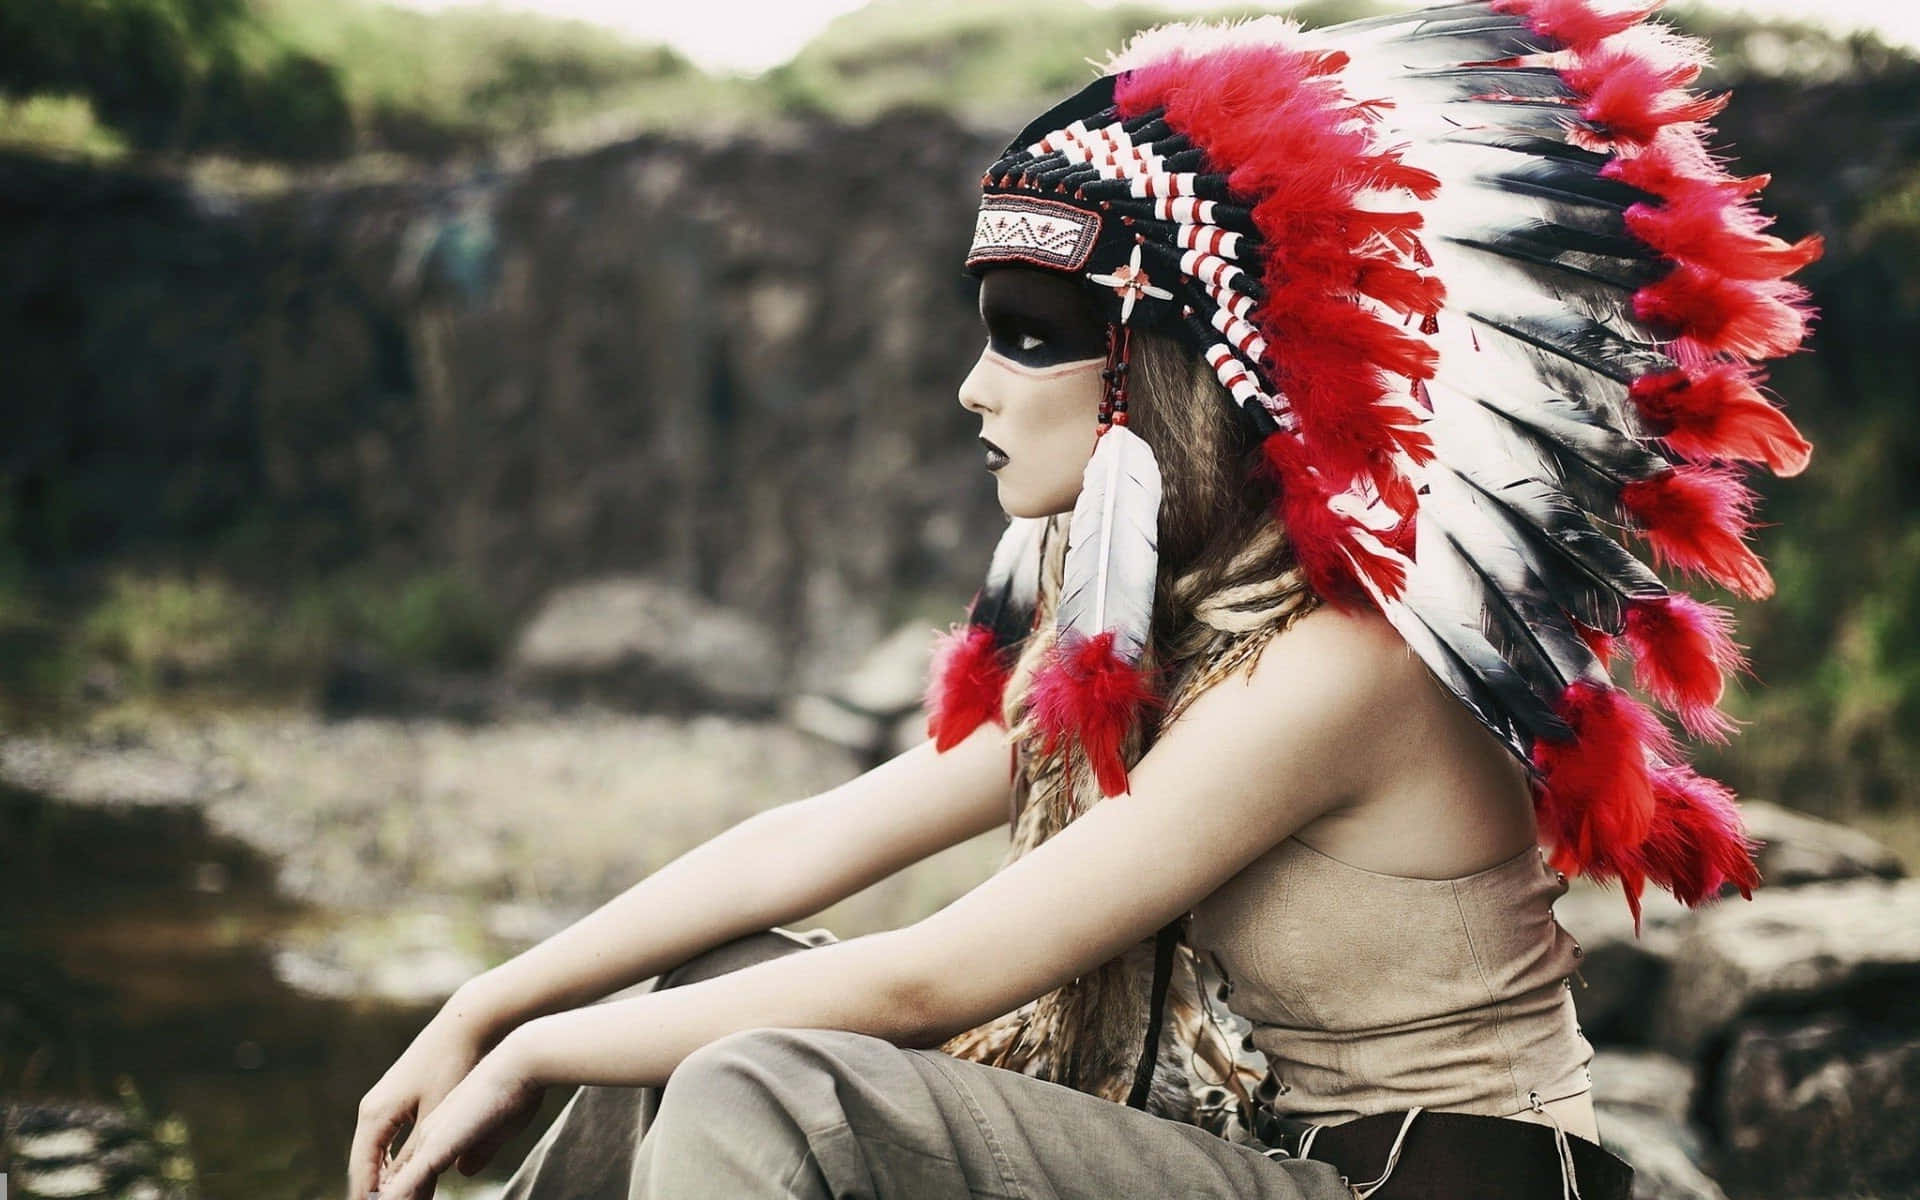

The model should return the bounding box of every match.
[995,478,1078,520]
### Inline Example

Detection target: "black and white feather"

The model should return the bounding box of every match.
[970,516,1047,647]
[1058,426,1163,663]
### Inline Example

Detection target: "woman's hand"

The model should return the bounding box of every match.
[370,1032,547,1200]
[345,989,508,1200]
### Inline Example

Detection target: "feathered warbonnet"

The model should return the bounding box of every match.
[927,0,1821,934]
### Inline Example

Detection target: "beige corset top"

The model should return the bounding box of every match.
[1188,835,1594,1126]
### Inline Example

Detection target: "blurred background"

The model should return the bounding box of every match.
[0,0,1915,1196]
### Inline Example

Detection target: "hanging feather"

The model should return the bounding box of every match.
[974,516,1047,644]
[1532,678,1680,930]
[1620,464,1772,598]
[1642,760,1762,906]
[926,517,1044,751]
[1028,425,1163,797]
[1623,591,1747,741]
[1628,364,1812,477]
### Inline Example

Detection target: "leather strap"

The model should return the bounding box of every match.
[1125,917,1182,1109]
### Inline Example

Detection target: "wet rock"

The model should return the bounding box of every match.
[0,1098,193,1200]
[3,709,863,920]
[1712,1013,1920,1200]
[509,576,786,714]
[1743,800,1906,887]
[270,910,494,1005]
[1655,878,1920,1057]
[0,735,209,808]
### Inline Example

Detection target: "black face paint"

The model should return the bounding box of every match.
[977,266,1109,367]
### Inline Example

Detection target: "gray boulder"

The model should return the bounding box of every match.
[1591,1049,1728,1200]
[1743,800,1906,888]
[1655,878,1920,1058]
[509,575,786,713]
[1712,1013,1920,1200]
[787,620,936,763]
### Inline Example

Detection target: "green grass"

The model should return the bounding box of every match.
[0,565,510,724]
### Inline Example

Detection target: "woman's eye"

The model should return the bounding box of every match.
[1017,332,1046,352]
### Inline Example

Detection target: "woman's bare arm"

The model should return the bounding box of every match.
[499,605,1413,1088]
[453,722,1014,1040]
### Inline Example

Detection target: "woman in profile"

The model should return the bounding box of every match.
[352,2,1820,1196]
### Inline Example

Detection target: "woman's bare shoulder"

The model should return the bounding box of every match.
[1159,602,1427,806]
[1234,602,1427,710]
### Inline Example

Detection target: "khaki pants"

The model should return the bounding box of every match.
[499,927,1352,1199]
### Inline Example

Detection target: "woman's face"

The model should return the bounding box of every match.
[957,267,1109,518]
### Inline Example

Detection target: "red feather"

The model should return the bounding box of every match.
[1633,262,1814,364]
[1624,592,1748,742]
[1491,0,1662,48]
[924,625,1011,752]
[1027,630,1160,798]
[1532,679,1681,930]
[1624,199,1824,282]
[1643,760,1761,906]
[1629,365,1813,477]
[1261,432,1407,609]
[1567,42,1724,146]
[1602,124,1768,204]
[1620,464,1773,599]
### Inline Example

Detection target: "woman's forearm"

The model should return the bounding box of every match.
[453,732,1010,1043]
[506,929,929,1089]
[456,803,836,1040]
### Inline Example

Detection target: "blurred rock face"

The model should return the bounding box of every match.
[0,110,1010,691]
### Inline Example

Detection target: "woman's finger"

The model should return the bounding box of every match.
[380,1125,450,1200]
[346,1100,410,1200]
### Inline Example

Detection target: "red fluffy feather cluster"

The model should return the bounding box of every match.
[1026,631,1161,798]
[1114,41,1442,610]
[924,624,1013,752]
[1494,0,1819,923]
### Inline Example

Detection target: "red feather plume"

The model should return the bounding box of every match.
[1623,592,1748,742]
[1532,679,1680,928]
[924,625,1011,752]
[1642,760,1762,907]
[1026,630,1160,798]
[1628,365,1812,477]
[1620,464,1772,599]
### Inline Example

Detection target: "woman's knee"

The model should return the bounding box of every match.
[668,1027,836,1096]
[653,928,825,991]
[659,1027,886,1125]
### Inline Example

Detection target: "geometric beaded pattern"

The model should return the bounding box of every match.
[967,194,1104,273]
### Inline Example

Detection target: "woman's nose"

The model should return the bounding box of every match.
[957,349,995,416]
